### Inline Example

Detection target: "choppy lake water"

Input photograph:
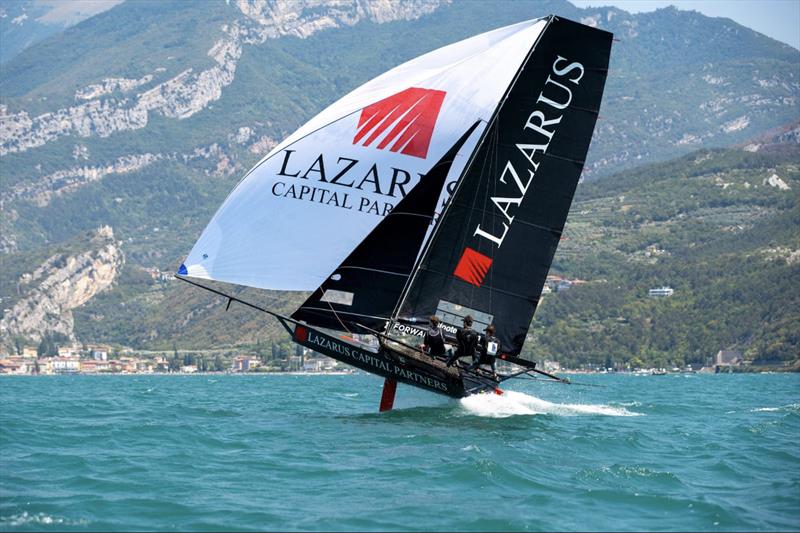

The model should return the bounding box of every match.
[1,373,798,531]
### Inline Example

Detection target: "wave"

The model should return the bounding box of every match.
[0,512,88,527]
[750,403,800,413]
[459,390,641,418]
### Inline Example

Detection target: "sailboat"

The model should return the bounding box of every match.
[177,15,612,411]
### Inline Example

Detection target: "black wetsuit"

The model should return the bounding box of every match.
[423,326,446,358]
[446,326,478,366]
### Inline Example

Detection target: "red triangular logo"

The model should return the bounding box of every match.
[453,247,493,287]
[353,87,446,159]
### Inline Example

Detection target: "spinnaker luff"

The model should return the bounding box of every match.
[178,15,612,409]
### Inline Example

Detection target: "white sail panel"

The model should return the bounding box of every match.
[181,18,547,291]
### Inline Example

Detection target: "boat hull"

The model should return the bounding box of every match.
[292,324,471,398]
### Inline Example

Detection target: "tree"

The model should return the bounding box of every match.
[629,356,645,369]
[13,335,27,356]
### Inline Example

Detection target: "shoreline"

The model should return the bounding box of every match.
[3,369,797,377]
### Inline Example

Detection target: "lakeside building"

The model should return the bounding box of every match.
[544,275,588,293]
[57,345,81,358]
[80,360,111,373]
[232,356,261,372]
[154,357,170,373]
[88,344,110,361]
[22,346,38,358]
[543,360,561,372]
[303,357,339,372]
[716,350,743,366]
[50,357,81,373]
[648,286,674,297]
[0,357,31,374]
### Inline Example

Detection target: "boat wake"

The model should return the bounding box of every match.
[459,390,641,418]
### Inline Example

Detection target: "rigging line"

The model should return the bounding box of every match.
[486,120,501,315]
[323,295,353,336]
[516,375,605,388]
[176,274,290,322]
[297,307,391,321]
[392,17,554,322]
[337,265,409,277]
[354,322,432,357]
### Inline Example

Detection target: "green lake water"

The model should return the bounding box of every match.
[1,373,798,531]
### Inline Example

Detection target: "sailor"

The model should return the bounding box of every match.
[446,315,479,367]
[469,324,499,379]
[421,315,446,359]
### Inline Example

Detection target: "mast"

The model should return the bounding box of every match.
[394,17,613,356]
[390,16,555,325]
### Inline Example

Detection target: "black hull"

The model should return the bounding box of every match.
[292,324,498,398]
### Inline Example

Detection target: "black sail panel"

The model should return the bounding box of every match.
[292,122,481,333]
[398,17,612,355]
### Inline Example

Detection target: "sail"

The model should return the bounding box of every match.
[179,18,548,292]
[396,17,613,356]
[291,122,481,333]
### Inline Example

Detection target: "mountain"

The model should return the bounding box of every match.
[0,0,123,64]
[523,126,799,368]
[0,0,797,363]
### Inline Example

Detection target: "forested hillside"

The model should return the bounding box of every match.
[523,134,799,368]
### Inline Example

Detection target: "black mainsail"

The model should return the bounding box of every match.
[178,15,612,406]
[396,18,612,356]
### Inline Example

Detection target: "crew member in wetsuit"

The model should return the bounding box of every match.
[446,315,479,367]
[421,315,446,359]
[469,324,499,380]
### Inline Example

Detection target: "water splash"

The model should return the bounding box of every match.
[0,512,88,527]
[751,403,800,413]
[459,390,641,418]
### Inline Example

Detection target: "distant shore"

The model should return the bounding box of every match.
[3,367,796,377]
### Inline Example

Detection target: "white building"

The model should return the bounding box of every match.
[57,345,80,358]
[89,345,110,361]
[51,357,80,373]
[648,286,674,297]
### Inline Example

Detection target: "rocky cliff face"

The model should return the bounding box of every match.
[0,0,447,156]
[0,226,124,348]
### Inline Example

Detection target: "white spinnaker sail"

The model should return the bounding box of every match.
[181,18,547,291]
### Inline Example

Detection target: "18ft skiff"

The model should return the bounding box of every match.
[178,15,612,410]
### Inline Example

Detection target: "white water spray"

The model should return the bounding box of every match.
[459,390,641,418]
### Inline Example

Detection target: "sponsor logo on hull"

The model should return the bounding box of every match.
[294,325,450,393]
